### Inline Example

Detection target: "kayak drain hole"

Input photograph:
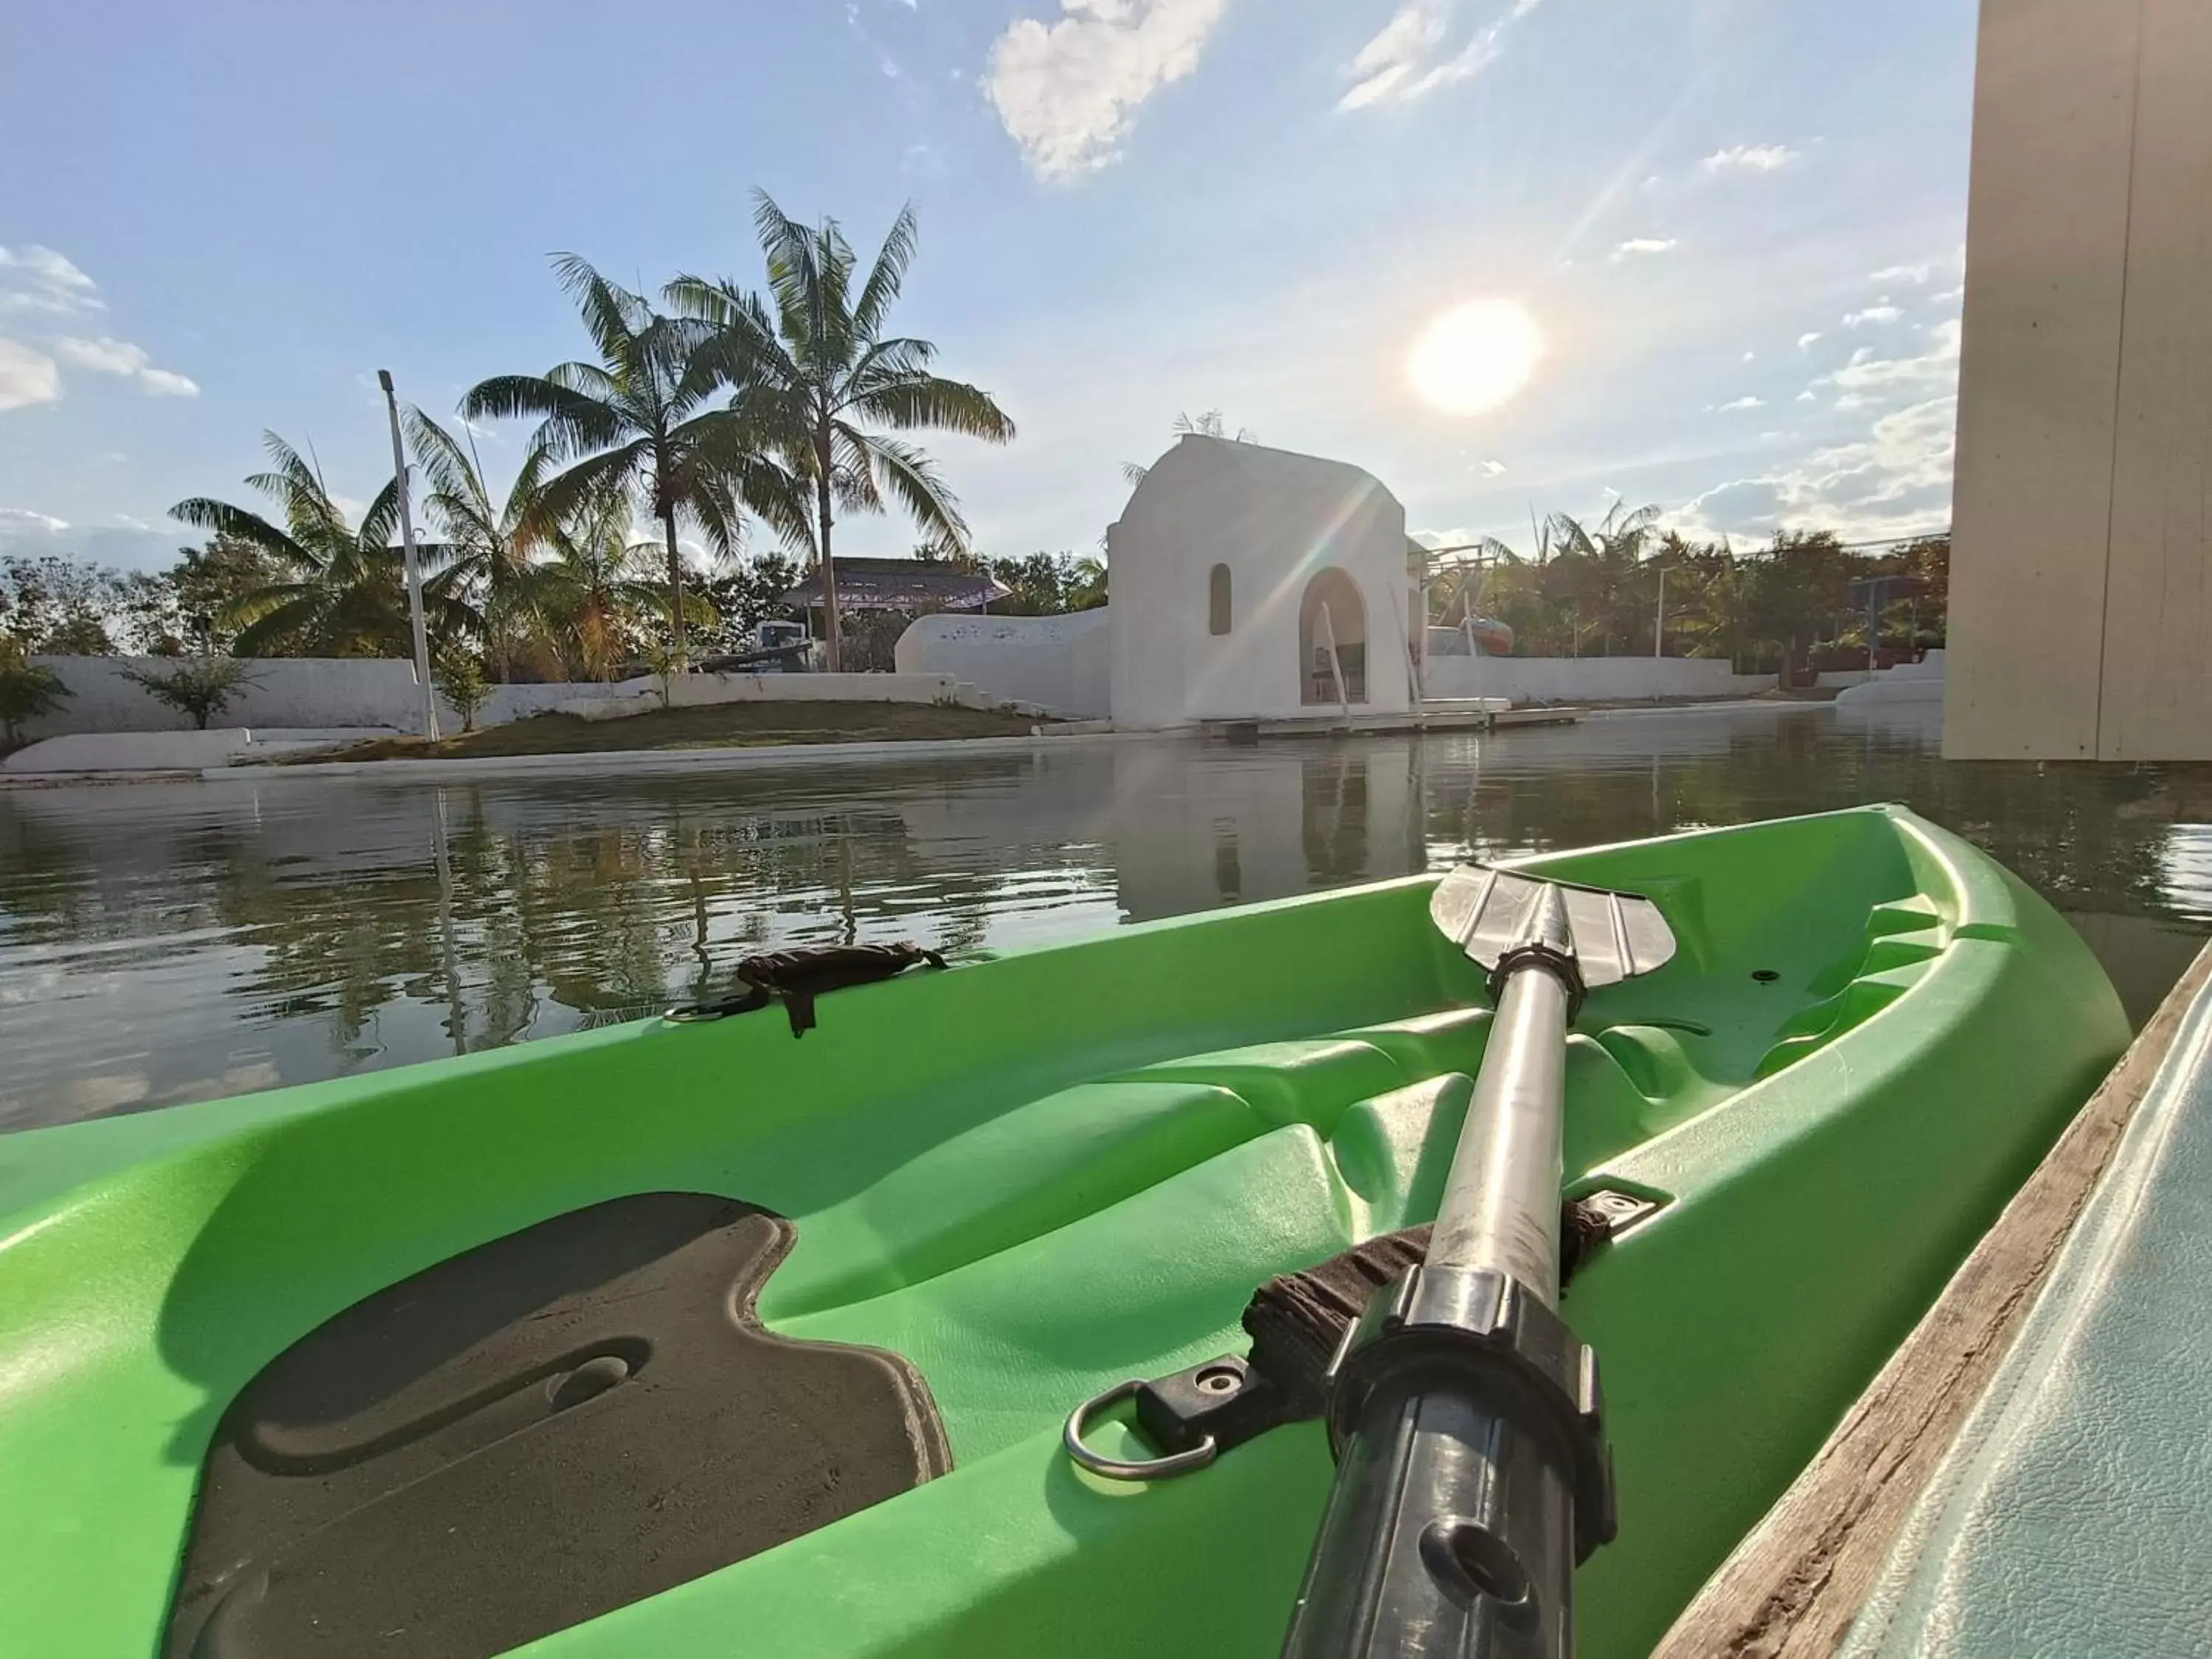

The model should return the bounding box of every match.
[546,1353,633,1411]
[1422,1518,1534,1618]
[1751,968,1781,984]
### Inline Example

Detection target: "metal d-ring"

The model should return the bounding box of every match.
[1062,1379,1219,1481]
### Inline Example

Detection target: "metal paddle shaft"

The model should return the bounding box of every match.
[1282,869,1674,1659]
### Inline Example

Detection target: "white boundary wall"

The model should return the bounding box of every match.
[1425,656,1775,702]
[19,657,1015,742]
[23,656,438,740]
[894,611,1110,717]
[1834,650,1945,706]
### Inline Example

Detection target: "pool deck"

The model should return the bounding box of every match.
[0,698,1820,788]
[1653,937,2212,1657]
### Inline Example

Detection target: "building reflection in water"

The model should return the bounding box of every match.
[4,706,2210,1130]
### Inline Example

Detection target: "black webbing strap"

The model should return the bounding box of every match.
[667,942,947,1037]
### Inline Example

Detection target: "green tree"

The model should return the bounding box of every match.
[119,657,255,728]
[699,549,801,655]
[463,257,775,666]
[987,552,1087,614]
[1,553,128,653]
[0,638,69,747]
[1067,554,1108,611]
[405,410,567,681]
[530,495,671,681]
[669,192,1016,671]
[432,646,490,732]
[163,535,288,654]
[1545,501,1663,656]
[170,434,466,656]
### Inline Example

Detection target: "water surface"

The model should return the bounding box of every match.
[4,704,2208,1131]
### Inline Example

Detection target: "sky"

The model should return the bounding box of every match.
[0,0,1978,574]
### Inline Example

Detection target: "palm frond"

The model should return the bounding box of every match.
[851,201,918,341]
[842,428,970,551]
[549,254,651,366]
[356,477,404,554]
[462,374,627,462]
[168,498,314,570]
[845,372,1015,442]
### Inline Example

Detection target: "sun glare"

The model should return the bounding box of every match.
[1408,299,1543,416]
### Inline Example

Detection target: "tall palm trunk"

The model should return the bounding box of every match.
[815,425,843,672]
[660,506,686,664]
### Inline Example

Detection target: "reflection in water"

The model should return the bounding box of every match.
[4,705,2209,1130]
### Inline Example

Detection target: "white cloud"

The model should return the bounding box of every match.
[1699,143,1797,174]
[1340,0,1544,111]
[1412,526,1485,549]
[1797,331,1822,350]
[0,245,105,316]
[1930,282,1965,304]
[52,335,198,397]
[1612,237,1677,260]
[0,507,70,535]
[1678,396,1957,543]
[1843,304,1904,328]
[1716,394,1765,411]
[1869,262,1933,285]
[1796,389,1816,403]
[985,0,1231,181]
[1813,317,1960,409]
[1478,458,1507,476]
[0,338,61,410]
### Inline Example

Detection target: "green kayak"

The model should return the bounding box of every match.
[0,804,2126,1659]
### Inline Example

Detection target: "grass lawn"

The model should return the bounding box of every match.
[289,700,1049,762]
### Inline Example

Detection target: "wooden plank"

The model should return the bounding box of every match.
[1652,938,2212,1659]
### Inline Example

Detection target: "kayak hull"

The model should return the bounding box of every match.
[0,804,2129,1658]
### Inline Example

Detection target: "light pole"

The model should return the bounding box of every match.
[377,369,439,741]
[1653,564,1666,658]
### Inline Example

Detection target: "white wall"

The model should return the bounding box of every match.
[894,611,1111,717]
[19,658,1020,743]
[1946,0,2212,759]
[1107,436,1417,728]
[24,656,432,740]
[1424,655,1776,703]
[1834,650,1945,706]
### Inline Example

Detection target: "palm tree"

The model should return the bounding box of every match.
[1066,554,1109,611]
[532,495,677,681]
[462,257,775,664]
[1545,501,1662,655]
[1120,409,1258,488]
[668,192,1015,672]
[170,433,464,657]
[404,410,558,681]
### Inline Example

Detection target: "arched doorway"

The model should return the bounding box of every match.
[1298,568,1368,705]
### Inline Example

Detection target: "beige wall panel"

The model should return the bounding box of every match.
[2097,0,2212,760]
[1944,0,2139,759]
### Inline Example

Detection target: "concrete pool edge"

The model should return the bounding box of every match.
[0,700,1823,790]
[188,726,1195,783]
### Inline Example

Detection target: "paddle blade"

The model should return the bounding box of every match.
[1429,866,1677,989]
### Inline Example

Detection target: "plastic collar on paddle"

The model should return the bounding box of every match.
[1328,1265,1615,1564]
[1060,1200,1651,1488]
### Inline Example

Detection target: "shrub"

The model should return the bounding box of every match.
[0,640,69,748]
[119,657,256,730]
[433,648,491,733]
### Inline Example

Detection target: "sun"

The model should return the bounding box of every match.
[1408,299,1543,416]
